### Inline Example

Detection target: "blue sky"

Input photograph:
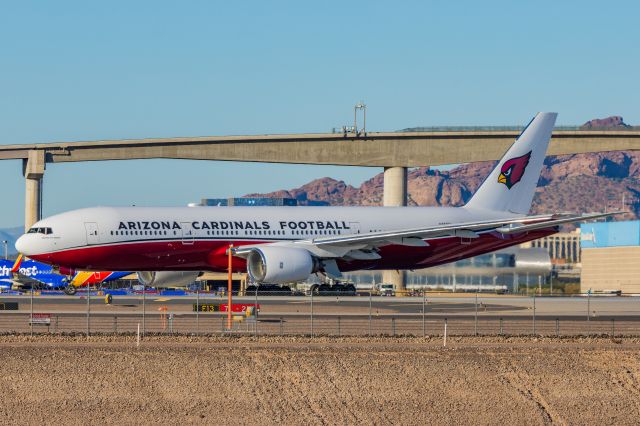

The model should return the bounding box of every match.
[1,1,639,227]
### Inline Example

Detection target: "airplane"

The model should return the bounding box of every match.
[63,270,131,295]
[0,255,69,290]
[0,255,129,293]
[15,113,621,289]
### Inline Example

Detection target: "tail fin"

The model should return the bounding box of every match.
[465,112,557,214]
[10,254,23,273]
[70,271,94,288]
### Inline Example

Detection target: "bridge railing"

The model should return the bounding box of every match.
[398,125,640,132]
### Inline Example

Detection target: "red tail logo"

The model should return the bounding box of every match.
[498,151,531,189]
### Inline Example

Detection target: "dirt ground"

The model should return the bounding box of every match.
[0,335,639,425]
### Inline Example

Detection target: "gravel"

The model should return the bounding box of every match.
[0,335,639,424]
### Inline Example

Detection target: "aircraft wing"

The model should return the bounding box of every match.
[232,211,621,259]
[13,272,66,287]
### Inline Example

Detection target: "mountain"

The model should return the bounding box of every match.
[246,117,640,221]
[580,116,630,129]
[0,226,23,256]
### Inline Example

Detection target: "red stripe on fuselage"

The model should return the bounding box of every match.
[28,229,556,272]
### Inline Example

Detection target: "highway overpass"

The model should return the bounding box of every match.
[3,127,640,291]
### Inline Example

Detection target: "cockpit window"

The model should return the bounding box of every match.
[27,227,53,235]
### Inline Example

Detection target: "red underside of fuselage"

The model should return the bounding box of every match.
[28,228,557,273]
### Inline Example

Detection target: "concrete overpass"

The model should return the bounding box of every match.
[3,128,640,291]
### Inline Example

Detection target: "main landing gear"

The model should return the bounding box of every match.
[310,283,356,296]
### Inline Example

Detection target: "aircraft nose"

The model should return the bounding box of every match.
[15,234,32,256]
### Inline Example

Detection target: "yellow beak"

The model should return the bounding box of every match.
[498,174,507,184]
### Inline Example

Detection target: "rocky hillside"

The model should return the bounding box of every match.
[247,117,640,220]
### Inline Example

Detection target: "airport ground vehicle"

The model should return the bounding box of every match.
[377,284,395,296]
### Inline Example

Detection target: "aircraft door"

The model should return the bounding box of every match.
[181,222,195,245]
[85,222,99,245]
[348,222,361,234]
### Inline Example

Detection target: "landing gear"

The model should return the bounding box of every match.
[63,285,77,296]
[311,283,357,296]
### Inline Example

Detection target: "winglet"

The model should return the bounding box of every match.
[10,254,23,273]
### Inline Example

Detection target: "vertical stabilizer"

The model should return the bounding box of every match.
[10,254,23,273]
[465,112,557,214]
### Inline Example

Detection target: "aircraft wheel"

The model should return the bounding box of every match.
[318,284,331,295]
[64,286,77,296]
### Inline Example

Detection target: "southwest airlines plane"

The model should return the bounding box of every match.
[0,255,129,291]
[15,113,617,286]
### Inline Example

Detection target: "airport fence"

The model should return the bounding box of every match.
[0,292,639,338]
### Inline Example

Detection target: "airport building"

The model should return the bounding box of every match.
[521,231,581,264]
[521,230,582,281]
[200,197,298,207]
[343,247,552,293]
[580,220,640,294]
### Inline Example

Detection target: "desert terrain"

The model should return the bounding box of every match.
[0,335,639,424]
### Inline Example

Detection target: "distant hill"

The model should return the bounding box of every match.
[0,226,22,256]
[246,116,640,221]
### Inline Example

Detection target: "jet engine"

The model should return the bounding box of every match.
[247,246,320,284]
[137,271,201,288]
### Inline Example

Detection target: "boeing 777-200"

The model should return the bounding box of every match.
[15,113,619,287]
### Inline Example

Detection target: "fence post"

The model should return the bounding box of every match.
[86,287,90,338]
[30,285,34,337]
[368,291,372,336]
[254,288,259,337]
[196,286,199,335]
[337,316,341,336]
[532,292,536,335]
[474,292,478,336]
[444,318,448,347]
[587,292,591,335]
[499,318,503,336]
[142,283,146,337]
[310,290,314,338]
[113,315,118,334]
[612,318,615,338]
[392,317,396,336]
[555,318,559,337]
[422,292,426,337]
[280,317,283,335]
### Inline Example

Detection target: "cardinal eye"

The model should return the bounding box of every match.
[503,167,513,176]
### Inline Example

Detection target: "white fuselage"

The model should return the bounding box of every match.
[14,205,553,274]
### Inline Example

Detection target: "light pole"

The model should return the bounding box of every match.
[2,240,7,260]
[354,102,366,135]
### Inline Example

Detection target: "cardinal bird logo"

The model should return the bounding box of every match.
[497,151,531,189]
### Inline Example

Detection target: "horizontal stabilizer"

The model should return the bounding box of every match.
[496,212,623,234]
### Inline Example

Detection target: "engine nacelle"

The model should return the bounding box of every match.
[137,271,201,288]
[247,247,319,284]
